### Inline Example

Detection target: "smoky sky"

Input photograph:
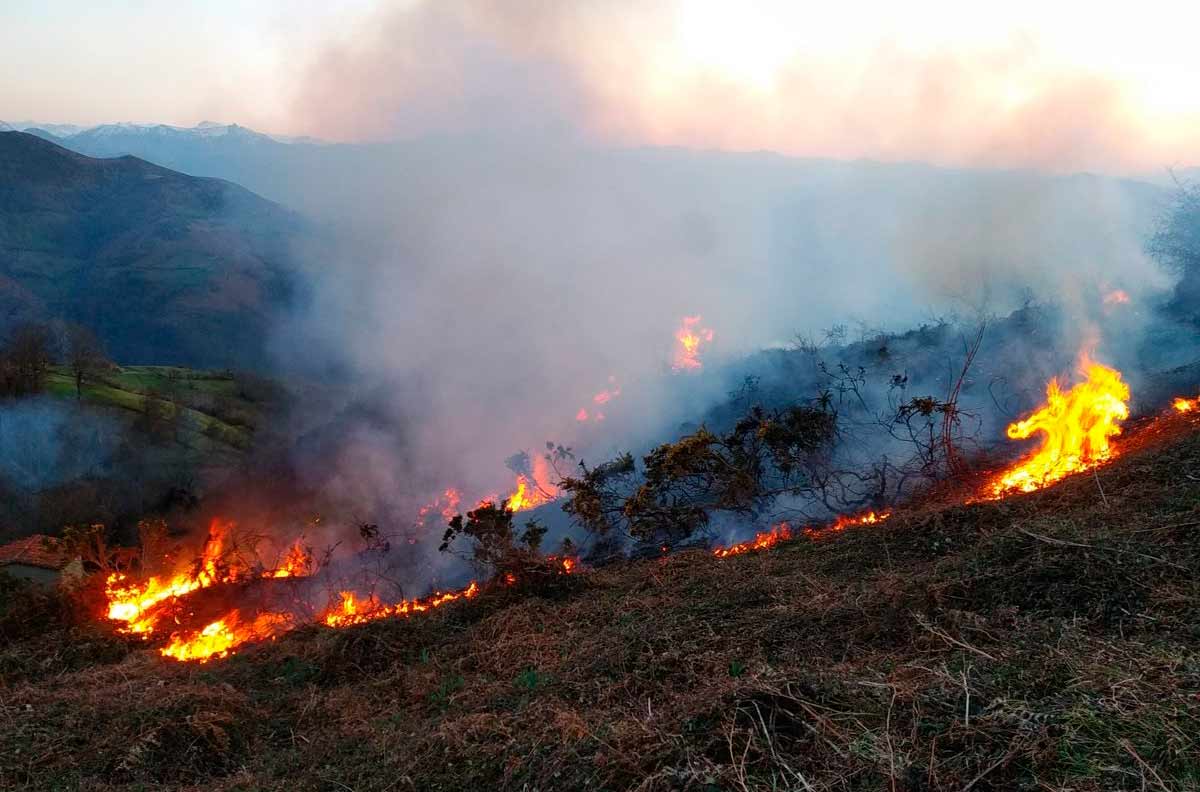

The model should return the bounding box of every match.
[229,0,1181,532]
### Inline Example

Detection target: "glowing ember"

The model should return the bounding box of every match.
[1103,289,1131,305]
[576,408,589,421]
[986,357,1130,498]
[271,541,314,578]
[672,315,714,371]
[550,555,577,573]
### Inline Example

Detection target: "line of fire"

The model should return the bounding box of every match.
[81,312,1200,663]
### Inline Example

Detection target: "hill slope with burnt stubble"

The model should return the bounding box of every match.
[3,412,1200,791]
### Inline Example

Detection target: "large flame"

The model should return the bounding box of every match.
[986,358,1130,498]
[672,315,714,371]
[104,518,254,634]
[160,611,295,662]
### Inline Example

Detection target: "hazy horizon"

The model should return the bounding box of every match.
[4,1,1200,174]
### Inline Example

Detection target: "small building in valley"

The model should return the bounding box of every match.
[0,534,84,585]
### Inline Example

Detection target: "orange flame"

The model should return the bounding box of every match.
[104,518,246,634]
[321,582,480,628]
[104,518,314,645]
[271,541,313,578]
[160,611,294,663]
[673,315,714,371]
[504,454,559,512]
[713,523,792,557]
[712,510,891,558]
[828,510,892,532]
[986,358,1130,498]
[1174,396,1197,413]
[1103,289,1131,306]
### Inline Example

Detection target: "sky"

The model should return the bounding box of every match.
[3,0,1199,171]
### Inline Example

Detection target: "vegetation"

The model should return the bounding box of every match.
[2,411,1198,790]
[0,322,287,539]
[1150,178,1200,321]
[557,327,984,557]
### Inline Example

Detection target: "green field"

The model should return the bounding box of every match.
[42,364,269,455]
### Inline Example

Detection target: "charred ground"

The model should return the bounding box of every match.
[3,410,1198,791]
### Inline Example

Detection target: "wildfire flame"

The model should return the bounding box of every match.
[673,315,714,371]
[712,510,891,557]
[95,353,1173,666]
[161,611,294,663]
[503,453,559,512]
[986,358,1130,498]
[1103,289,1131,306]
[828,510,891,532]
[104,518,253,634]
[1174,396,1197,413]
[322,582,481,629]
[712,524,792,557]
[577,377,620,423]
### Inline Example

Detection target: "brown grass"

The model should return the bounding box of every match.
[3,412,1200,791]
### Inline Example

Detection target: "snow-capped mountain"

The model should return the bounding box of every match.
[1,120,324,145]
[2,120,89,137]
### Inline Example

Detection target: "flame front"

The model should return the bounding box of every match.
[712,510,891,558]
[104,518,245,634]
[986,358,1130,498]
[160,611,294,663]
[321,582,480,628]
[1174,396,1197,413]
[713,524,792,557]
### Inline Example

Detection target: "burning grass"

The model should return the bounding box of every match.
[3,409,1200,790]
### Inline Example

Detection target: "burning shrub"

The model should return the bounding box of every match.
[559,401,840,546]
[440,501,547,579]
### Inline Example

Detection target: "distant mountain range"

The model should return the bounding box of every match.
[0,131,305,369]
[2,120,328,146]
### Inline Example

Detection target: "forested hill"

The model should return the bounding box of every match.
[0,131,305,369]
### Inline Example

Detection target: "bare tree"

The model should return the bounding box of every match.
[65,323,108,398]
[0,323,52,397]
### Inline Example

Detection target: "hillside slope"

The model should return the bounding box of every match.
[0,131,304,368]
[2,412,1199,790]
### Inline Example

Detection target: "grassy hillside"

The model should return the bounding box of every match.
[41,365,267,454]
[0,365,286,539]
[2,413,1199,790]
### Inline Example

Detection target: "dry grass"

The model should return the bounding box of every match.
[3,413,1200,791]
